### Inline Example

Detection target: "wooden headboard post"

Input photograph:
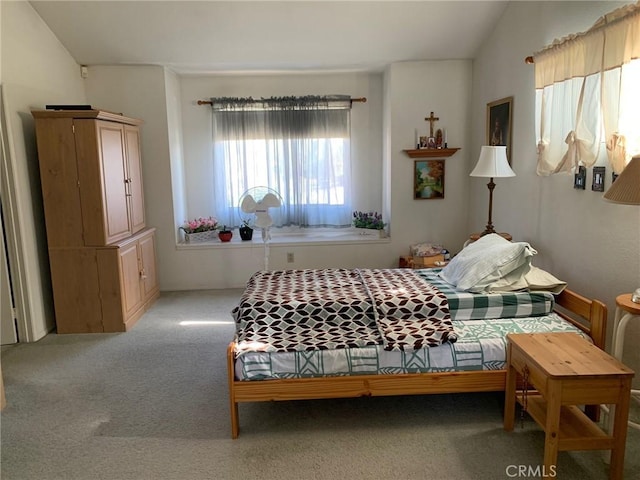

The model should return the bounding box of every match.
[555,289,607,350]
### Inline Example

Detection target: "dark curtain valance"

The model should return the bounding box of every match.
[209,95,352,111]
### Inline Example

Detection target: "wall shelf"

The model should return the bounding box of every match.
[403,148,460,158]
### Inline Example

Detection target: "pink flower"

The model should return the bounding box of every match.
[180,216,219,234]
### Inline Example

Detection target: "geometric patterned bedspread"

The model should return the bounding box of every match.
[235,314,589,380]
[232,268,456,355]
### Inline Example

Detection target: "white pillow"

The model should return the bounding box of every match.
[486,266,567,294]
[439,233,536,292]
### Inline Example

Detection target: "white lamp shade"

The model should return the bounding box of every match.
[470,146,516,178]
[603,156,640,205]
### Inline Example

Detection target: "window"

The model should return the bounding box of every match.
[534,4,640,176]
[210,96,352,228]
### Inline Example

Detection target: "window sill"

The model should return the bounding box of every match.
[176,228,390,249]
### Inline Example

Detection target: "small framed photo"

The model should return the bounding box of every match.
[427,137,436,149]
[487,96,513,164]
[414,159,445,200]
[574,165,586,189]
[592,166,605,192]
[419,136,428,149]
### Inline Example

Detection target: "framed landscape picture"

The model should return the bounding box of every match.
[414,159,445,199]
[486,96,513,164]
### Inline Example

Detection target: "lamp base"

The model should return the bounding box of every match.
[632,287,640,303]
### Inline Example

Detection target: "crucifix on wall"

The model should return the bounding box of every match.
[419,111,444,149]
[425,111,439,137]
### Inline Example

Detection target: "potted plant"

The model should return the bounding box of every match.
[352,211,386,236]
[179,216,218,243]
[218,225,233,242]
[239,218,254,241]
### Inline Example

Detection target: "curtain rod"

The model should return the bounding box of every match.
[524,2,640,65]
[197,97,367,106]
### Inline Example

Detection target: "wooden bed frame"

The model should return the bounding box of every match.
[226,289,607,438]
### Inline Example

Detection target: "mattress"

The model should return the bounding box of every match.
[235,313,587,380]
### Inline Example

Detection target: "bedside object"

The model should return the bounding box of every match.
[604,155,640,303]
[504,332,634,480]
[398,255,446,269]
[607,293,640,435]
[470,146,515,236]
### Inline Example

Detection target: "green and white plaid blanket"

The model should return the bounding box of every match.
[416,269,555,320]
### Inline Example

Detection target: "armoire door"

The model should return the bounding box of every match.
[138,231,158,301]
[97,121,131,243]
[124,125,145,234]
[119,242,142,317]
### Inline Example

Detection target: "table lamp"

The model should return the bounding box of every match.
[604,155,640,302]
[470,146,516,236]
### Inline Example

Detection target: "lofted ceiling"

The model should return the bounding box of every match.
[29,1,509,75]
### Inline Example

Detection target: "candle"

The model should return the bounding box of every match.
[415,128,418,148]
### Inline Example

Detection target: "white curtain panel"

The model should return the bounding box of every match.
[210,96,352,228]
[534,4,640,176]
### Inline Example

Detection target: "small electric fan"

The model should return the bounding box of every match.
[238,187,282,270]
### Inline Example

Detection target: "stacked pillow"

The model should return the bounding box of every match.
[439,234,536,292]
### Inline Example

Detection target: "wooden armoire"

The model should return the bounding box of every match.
[32,109,159,333]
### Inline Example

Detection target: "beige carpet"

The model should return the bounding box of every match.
[1,289,638,480]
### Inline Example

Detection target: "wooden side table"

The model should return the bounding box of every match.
[504,332,634,480]
[607,293,640,434]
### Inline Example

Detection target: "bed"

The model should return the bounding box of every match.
[226,235,607,438]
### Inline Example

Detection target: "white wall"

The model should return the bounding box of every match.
[0,1,86,341]
[176,64,473,286]
[471,1,640,379]
[83,65,179,293]
[11,1,636,370]
[78,64,472,291]
[179,72,384,220]
[164,68,187,241]
[386,61,472,255]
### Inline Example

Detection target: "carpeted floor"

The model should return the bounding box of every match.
[1,289,638,480]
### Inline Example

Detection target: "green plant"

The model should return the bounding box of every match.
[240,218,252,228]
[219,224,231,233]
[352,211,385,230]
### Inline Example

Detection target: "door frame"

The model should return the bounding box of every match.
[0,85,31,342]
[0,199,18,344]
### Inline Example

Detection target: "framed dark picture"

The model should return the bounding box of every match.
[574,165,586,189]
[486,96,513,164]
[592,166,606,192]
[414,159,445,199]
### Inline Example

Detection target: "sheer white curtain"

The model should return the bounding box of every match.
[535,3,640,176]
[211,96,352,228]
